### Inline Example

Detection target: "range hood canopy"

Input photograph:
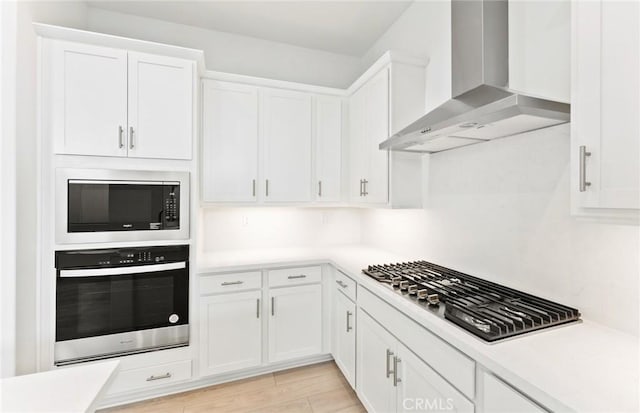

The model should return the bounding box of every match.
[380,0,570,153]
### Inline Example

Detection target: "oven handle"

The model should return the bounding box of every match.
[59,262,187,278]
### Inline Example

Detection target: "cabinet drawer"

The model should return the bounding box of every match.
[106,359,191,395]
[268,266,321,287]
[334,270,356,302]
[359,287,476,399]
[483,372,545,412]
[200,271,262,294]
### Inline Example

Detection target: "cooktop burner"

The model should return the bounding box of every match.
[363,261,581,342]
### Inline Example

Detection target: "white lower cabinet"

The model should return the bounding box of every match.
[333,289,356,388]
[482,372,545,413]
[199,290,262,376]
[357,310,474,413]
[268,284,323,363]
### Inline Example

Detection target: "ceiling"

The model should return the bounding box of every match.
[85,1,413,56]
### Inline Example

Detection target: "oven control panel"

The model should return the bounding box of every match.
[55,245,189,270]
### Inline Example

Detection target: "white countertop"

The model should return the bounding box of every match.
[1,360,119,413]
[198,245,640,413]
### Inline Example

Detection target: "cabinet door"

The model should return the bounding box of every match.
[314,95,342,202]
[50,40,128,157]
[334,290,356,388]
[261,89,312,202]
[483,373,545,413]
[357,310,396,413]
[199,291,262,376]
[268,284,322,363]
[364,68,390,205]
[127,52,193,160]
[396,343,474,413]
[349,85,367,202]
[572,1,640,210]
[202,80,259,202]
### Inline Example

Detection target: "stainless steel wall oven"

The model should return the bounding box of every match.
[54,245,189,365]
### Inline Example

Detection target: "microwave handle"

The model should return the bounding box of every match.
[59,262,186,278]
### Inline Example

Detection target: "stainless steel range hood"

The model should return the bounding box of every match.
[380,0,570,153]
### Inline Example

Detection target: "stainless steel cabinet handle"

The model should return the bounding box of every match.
[265,179,269,197]
[386,349,394,378]
[271,296,275,316]
[252,179,256,197]
[129,126,135,149]
[118,126,124,148]
[288,274,307,280]
[579,145,592,192]
[221,280,243,286]
[335,280,348,288]
[359,179,364,196]
[146,372,171,382]
[256,298,260,319]
[393,356,401,387]
[318,181,322,197]
[346,311,353,332]
[362,179,369,196]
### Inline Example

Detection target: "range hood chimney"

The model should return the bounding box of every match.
[380,0,570,153]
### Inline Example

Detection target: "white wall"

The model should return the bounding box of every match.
[357,1,639,336]
[361,125,639,336]
[0,0,18,379]
[15,0,87,374]
[86,8,362,89]
[360,1,451,112]
[199,208,362,252]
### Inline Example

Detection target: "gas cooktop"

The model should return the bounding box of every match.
[363,261,581,342]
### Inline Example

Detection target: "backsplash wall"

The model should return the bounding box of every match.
[199,207,362,252]
[361,124,639,336]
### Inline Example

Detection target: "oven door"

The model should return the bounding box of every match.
[55,262,189,365]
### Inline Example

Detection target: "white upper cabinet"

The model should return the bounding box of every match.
[47,40,194,160]
[349,68,390,205]
[314,95,343,202]
[509,0,570,102]
[572,0,640,216]
[348,53,426,208]
[201,78,342,204]
[202,80,259,202]
[50,41,128,157]
[261,89,313,203]
[127,52,193,160]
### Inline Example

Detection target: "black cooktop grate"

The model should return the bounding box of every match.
[363,261,581,342]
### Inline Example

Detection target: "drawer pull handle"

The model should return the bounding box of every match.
[221,280,244,286]
[146,372,172,382]
[288,275,307,280]
[336,280,348,288]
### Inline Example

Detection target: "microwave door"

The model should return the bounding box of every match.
[67,182,166,232]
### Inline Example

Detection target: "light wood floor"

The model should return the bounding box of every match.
[100,361,365,413]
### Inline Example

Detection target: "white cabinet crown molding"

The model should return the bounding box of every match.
[347,50,429,95]
[33,23,206,74]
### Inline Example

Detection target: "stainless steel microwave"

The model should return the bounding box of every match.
[56,169,190,244]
